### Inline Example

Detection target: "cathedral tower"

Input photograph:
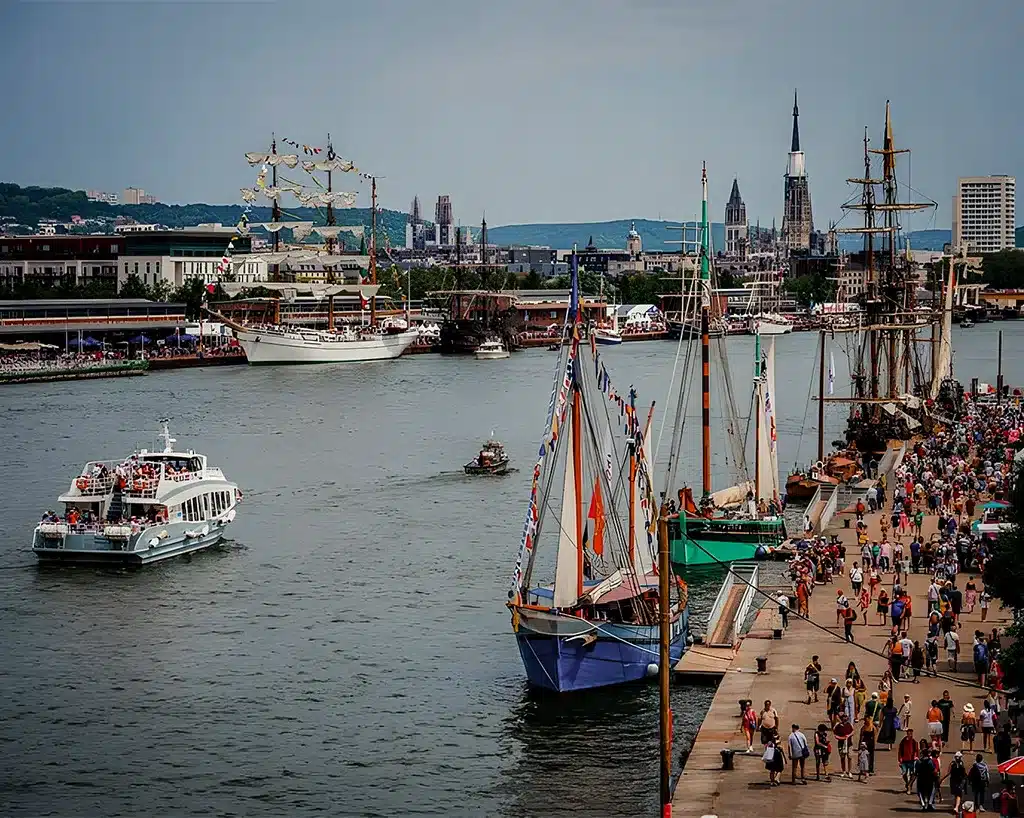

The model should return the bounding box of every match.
[782,90,813,254]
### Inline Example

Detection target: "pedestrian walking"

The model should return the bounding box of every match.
[788,724,810,785]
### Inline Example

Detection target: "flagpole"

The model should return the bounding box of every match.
[817,329,825,463]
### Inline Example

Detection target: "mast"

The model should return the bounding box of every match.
[628,441,637,566]
[754,332,761,501]
[699,163,712,500]
[324,134,337,260]
[658,505,672,818]
[818,329,826,461]
[572,368,584,601]
[998,330,1004,402]
[271,134,281,281]
[370,175,378,325]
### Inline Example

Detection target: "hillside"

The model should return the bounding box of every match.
[0,182,410,249]
[485,218,728,253]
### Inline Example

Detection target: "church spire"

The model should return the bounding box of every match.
[791,88,800,152]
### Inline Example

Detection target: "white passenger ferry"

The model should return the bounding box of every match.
[33,423,240,565]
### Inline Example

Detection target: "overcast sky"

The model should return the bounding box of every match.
[1,0,1020,230]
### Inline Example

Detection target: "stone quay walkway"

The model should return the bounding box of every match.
[672,506,1011,817]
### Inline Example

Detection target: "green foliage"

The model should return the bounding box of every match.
[785,272,835,308]
[617,273,668,305]
[979,250,1024,289]
[0,182,411,249]
[984,466,1024,687]
[171,278,208,320]
[119,274,149,299]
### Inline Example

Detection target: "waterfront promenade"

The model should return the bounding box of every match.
[673,507,1011,817]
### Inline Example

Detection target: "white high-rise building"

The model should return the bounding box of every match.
[952,175,1016,253]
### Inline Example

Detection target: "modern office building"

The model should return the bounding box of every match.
[952,175,1016,253]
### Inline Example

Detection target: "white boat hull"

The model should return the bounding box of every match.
[236,329,419,365]
[751,319,792,335]
[33,519,233,566]
[474,350,510,359]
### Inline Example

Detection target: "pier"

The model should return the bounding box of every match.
[672,504,1010,817]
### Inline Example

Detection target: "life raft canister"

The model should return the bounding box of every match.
[76,477,89,490]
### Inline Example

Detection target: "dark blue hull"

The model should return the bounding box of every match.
[515,610,688,693]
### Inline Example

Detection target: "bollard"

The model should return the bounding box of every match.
[756,656,768,674]
[720,748,735,770]
[788,595,797,610]
[844,518,851,528]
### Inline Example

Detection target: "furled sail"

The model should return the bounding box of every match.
[632,431,656,576]
[294,190,358,207]
[240,188,258,203]
[929,256,957,398]
[245,152,299,168]
[755,339,781,502]
[552,407,581,609]
[302,158,355,173]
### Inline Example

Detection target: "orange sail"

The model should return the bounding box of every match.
[587,478,605,555]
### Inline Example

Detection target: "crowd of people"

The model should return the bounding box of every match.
[747,397,1024,815]
[0,350,128,374]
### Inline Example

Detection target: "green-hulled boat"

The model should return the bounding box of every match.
[662,165,787,570]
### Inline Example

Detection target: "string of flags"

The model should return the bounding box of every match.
[508,337,656,602]
[280,137,322,155]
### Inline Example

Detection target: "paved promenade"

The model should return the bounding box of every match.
[672,506,1011,817]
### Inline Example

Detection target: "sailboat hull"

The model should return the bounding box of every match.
[513,608,688,693]
[669,517,787,567]
[235,328,419,364]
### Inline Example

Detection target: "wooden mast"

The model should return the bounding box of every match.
[754,332,761,502]
[270,134,281,283]
[699,163,712,500]
[369,175,378,326]
[571,370,584,601]
[324,134,337,265]
[657,504,672,817]
[628,444,637,566]
[818,329,826,462]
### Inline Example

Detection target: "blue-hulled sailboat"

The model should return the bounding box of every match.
[506,251,689,693]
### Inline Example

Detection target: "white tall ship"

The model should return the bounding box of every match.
[224,136,418,365]
[33,423,240,565]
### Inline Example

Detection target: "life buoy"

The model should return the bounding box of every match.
[76,477,89,490]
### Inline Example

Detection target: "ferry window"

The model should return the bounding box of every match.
[202,495,210,519]
[212,493,220,516]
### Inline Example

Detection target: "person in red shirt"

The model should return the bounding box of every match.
[898,728,919,793]
[834,713,856,779]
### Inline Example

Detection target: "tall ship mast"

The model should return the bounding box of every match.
[833,102,941,453]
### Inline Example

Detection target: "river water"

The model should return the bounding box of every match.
[0,323,1017,817]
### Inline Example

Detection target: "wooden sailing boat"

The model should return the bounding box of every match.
[662,165,788,568]
[823,102,941,454]
[507,251,689,693]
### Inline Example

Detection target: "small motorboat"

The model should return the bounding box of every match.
[959,318,975,329]
[474,339,510,359]
[547,343,561,351]
[592,327,623,346]
[464,440,510,475]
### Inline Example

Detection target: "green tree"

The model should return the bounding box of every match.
[983,465,1024,687]
[784,273,835,308]
[171,278,208,320]
[979,250,1024,289]
[119,273,149,299]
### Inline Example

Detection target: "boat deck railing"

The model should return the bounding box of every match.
[704,560,760,648]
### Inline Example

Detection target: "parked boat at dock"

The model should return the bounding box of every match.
[592,327,623,345]
[507,251,689,693]
[33,423,240,565]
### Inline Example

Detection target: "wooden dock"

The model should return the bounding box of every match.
[671,508,1011,817]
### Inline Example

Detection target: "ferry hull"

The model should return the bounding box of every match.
[514,608,688,693]
[236,329,418,365]
[750,319,792,336]
[32,520,231,566]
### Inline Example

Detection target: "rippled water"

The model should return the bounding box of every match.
[0,324,1016,817]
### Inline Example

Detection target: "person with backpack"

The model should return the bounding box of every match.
[968,753,990,811]
[975,634,991,688]
[942,751,968,816]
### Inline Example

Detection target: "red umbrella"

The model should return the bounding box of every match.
[998,756,1024,775]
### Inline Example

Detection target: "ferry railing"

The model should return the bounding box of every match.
[72,473,116,496]
[731,561,760,641]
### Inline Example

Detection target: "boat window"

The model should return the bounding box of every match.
[202,494,211,519]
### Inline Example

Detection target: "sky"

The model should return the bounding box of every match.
[1,0,1021,231]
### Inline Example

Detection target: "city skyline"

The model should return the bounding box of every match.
[1,0,1021,230]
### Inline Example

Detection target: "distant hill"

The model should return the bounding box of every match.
[0,182,410,249]
[485,218,728,253]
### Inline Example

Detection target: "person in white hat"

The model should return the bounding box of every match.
[961,703,978,752]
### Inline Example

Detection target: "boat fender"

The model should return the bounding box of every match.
[148,538,159,548]
[646,663,659,677]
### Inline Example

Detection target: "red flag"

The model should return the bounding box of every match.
[587,478,605,555]
[205,283,216,294]
[360,293,370,310]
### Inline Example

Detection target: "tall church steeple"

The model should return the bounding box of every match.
[791,89,800,152]
[725,178,748,259]
[782,89,813,255]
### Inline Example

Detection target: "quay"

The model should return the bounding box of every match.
[146,354,245,371]
[0,360,148,384]
[672,503,1011,817]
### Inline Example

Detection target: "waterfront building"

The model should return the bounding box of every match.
[0,298,185,339]
[952,175,1016,253]
[781,90,813,254]
[117,228,262,290]
[0,235,123,291]
[725,178,748,259]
